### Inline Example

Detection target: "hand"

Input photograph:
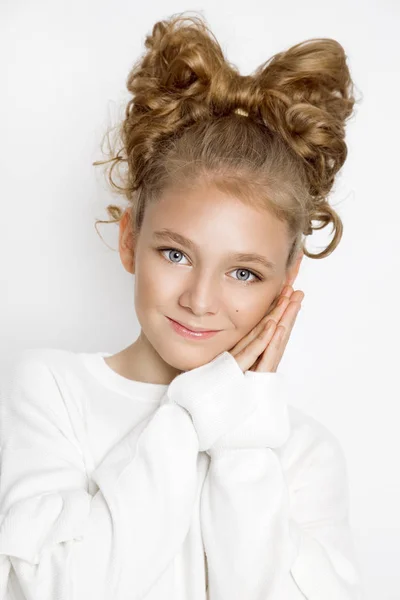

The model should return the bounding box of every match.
[229,285,304,373]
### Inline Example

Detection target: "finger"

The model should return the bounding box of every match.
[232,318,278,373]
[229,287,293,358]
[266,299,302,368]
[261,288,303,328]
[230,288,303,357]
[229,309,280,357]
[253,325,285,373]
[255,300,301,372]
[266,285,293,313]
[256,300,301,372]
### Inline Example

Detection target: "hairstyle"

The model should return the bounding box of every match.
[93,11,358,269]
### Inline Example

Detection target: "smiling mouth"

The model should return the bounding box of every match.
[168,317,220,333]
[167,317,221,334]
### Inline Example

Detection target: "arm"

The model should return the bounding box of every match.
[200,369,363,600]
[0,349,199,600]
[0,349,255,600]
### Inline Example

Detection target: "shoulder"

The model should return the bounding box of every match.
[285,404,347,458]
[4,347,85,384]
[276,405,354,524]
[288,404,341,450]
[1,347,86,418]
[278,405,350,491]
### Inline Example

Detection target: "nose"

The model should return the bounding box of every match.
[178,269,221,316]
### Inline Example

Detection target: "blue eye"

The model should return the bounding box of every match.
[161,249,190,265]
[157,247,263,285]
[231,268,259,283]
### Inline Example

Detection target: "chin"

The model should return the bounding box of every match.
[158,341,224,373]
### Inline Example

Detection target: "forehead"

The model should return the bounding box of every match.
[143,184,289,266]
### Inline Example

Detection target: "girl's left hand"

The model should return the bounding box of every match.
[229,285,304,373]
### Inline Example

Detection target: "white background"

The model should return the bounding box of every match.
[1,0,399,597]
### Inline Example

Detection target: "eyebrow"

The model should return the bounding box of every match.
[152,228,277,272]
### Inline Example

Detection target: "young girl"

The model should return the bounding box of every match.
[0,12,363,600]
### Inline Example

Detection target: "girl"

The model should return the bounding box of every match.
[0,12,362,600]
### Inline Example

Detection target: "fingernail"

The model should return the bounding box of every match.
[277,297,286,306]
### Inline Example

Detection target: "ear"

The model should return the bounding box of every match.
[118,209,136,275]
[283,250,304,289]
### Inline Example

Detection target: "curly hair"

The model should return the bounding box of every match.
[93,11,358,267]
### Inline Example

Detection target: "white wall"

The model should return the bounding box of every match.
[1,0,399,597]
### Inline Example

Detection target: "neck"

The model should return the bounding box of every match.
[116,331,183,385]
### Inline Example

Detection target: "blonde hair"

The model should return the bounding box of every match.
[93,11,358,268]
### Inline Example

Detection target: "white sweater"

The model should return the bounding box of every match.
[0,347,363,600]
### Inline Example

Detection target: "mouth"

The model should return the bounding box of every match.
[166,317,221,339]
[169,318,220,333]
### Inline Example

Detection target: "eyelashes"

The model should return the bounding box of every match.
[156,247,264,285]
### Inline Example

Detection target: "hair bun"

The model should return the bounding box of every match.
[252,38,356,201]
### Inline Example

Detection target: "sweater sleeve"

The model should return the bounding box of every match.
[0,348,258,600]
[199,369,363,600]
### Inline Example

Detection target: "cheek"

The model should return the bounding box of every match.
[232,288,278,328]
[134,254,176,308]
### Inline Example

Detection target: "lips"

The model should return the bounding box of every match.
[169,318,219,333]
[167,317,221,340]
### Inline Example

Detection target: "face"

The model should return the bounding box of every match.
[119,181,302,383]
